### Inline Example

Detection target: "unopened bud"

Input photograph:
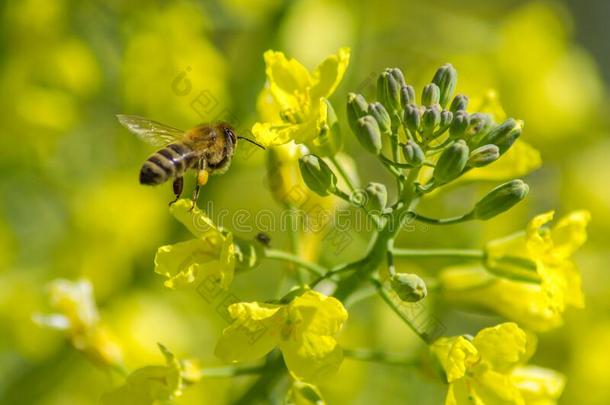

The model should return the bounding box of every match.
[298,154,337,196]
[450,94,469,113]
[437,110,453,134]
[421,83,441,107]
[402,140,425,167]
[346,93,369,133]
[364,182,387,212]
[466,113,494,144]
[473,179,529,220]
[400,85,416,109]
[433,140,469,184]
[355,115,383,155]
[421,105,441,139]
[286,381,325,405]
[449,110,469,139]
[403,104,421,136]
[368,102,392,135]
[377,68,405,116]
[390,273,427,302]
[467,144,500,167]
[432,63,457,108]
[477,118,523,154]
[234,238,261,272]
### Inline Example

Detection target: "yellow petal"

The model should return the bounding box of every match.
[170,199,224,241]
[256,85,283,124]
[549,210,591,261]
[252,121,310,147]
[264,50,312,94]
[309,47,351,101]
[441,266,564,332]
[280,334,344,382]
[154,239,223,289]
[446,378,484,405]
[290,290,348,337]
[101,345,181,404]
[511,366,565,404]
[214,302,282,363]
[472,323,529,372]
[431,336,479,382]
[470,366,525,405]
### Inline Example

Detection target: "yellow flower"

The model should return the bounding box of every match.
[215,290,348,382]
[440,210,590,331]
[154,199,235,290]
[431,323,564,405]
[252,48,350,147]
[100,344,197,405]
[34,279,123,368]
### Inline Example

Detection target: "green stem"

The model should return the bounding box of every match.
[264,249,328,278]
[408,211,474,225]
[288,208,305,286]
[371,278,430,343]
[392,248,485,260]
[199,364,266,378]
[329,155,356,193]
[343,348,418,366]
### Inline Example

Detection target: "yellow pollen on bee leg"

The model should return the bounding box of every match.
[197,170,209,186]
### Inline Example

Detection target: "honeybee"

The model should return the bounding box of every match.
[117,115,264,206]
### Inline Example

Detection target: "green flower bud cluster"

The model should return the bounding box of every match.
[341,63,530,221]
[349,64,526,188]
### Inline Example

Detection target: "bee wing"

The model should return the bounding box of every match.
[116,114,185,146]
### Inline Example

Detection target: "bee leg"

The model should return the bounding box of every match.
[169,177,184,206]
[189,159,207,211]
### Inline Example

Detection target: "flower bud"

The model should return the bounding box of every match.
[421,83,440,107]
[355,115,383,155]
[467,144,500,167]
[400,84,416,109]
[286,381,325,405]
[433,140,469,184]
[449,94,469,112]
[368,102,392,135]
[310,98,341,157]
[466,113,494,144]
[421,105,441,139]
[377,68,406,116]
[477,118,523,154]
[403,104,421,136]
[437,110,453,134]
[432,63,457,108]
[346,93,369,133]
[298,154,337,196]
[449,110,469,139]
[234,237,261,272]
[364,182,387,212]
[472,179,529,220]
[390,273,427,302]
[402,140,425,167]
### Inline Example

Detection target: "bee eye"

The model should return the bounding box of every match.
[224,128,236,143]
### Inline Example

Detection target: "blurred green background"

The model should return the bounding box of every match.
[1,0,609,403]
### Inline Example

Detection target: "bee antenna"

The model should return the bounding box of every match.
[237,136,265,150]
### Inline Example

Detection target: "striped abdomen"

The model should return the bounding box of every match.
[140,143,196,185]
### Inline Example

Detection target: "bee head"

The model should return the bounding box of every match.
[219,123,237,146]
